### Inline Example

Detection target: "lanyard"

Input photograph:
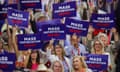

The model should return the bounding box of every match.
[63,58,69,72]
[72,48,80,56]
[64,58,69,68]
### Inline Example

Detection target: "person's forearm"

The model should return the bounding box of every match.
[114,32,119,42]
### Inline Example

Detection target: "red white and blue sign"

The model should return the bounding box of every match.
[65,18,89,36]
[41,24,65,40]
[0,0,18,20]
[17,34,41,50]
[85,54,108,72]
[20,0,42,10]
[52,1,77,19]
[7,9,29,28]
[0,53,16,71]
[91,13,115,29]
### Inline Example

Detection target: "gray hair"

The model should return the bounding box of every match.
[97,32,108,41]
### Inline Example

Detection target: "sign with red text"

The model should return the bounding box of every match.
[65,18,89,36]
[7,9,29,28]
[91,13,114,29]
[41,24,65,40]
[52,1,77,19]
[17,34,41,50]
[85,54,108,72]
[20,0,42,10]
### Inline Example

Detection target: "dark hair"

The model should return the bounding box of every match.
[27,50,40,69]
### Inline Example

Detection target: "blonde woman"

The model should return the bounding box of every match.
[72,56,92,72]
[91,38,111,71]
[51,60,64,72]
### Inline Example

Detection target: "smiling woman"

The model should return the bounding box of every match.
[72,56,92,72]
[91,38,112,72]
[91,38,104,54]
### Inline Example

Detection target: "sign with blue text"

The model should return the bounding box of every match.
[91,13,114,29]
[7,9,29,28]
[41,24,65,40]
[85,54,108,72]
[0,53,16,71]
[52,1,77,19]
[17,34,41,50]
[65,18,89,36]
[20,0,42,10]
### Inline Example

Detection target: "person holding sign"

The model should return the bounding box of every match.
[72,56,92,72]
[11,26,37,71]
[97,28,119,53]
[91,38,111,71]
[47,44,71,72]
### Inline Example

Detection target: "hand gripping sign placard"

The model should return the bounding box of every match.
[91,13,115,29]
[52,1,77,19]
[17,33,41,50]
[65,18,89,36]
[7,9,29,28]
[41,24,65,40]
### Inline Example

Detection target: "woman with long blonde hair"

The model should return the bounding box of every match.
[72,56,92,72]
[91,38,111,71]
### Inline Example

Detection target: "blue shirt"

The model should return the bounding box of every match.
[65,43,88,58]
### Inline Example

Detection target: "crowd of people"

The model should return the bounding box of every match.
[0,0,120,72]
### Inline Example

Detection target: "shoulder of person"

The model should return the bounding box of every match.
[86,68,93,72]
[64,45,73,50]
[64,56,70,61]
[79,43,85,47]
[103,52,110,55]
